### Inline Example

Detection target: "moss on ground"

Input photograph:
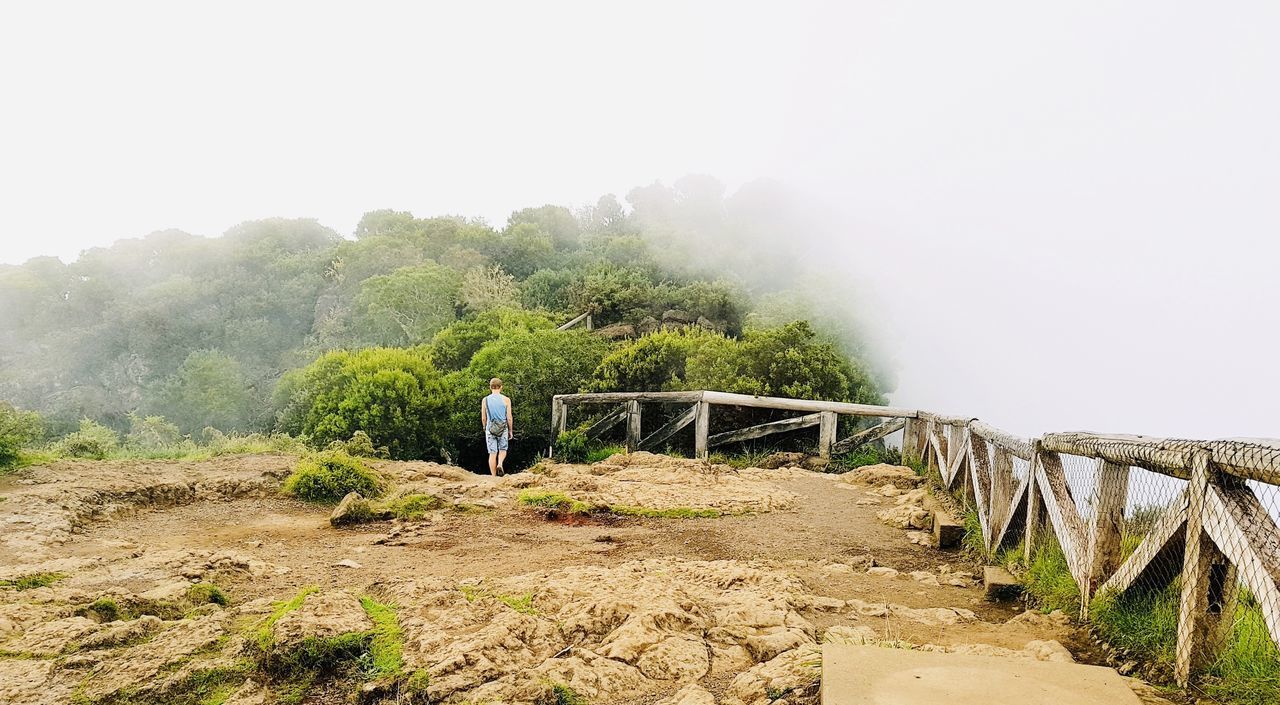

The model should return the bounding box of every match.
[518,488,721,519]
[0,571,65,590]
[386,493,446,520]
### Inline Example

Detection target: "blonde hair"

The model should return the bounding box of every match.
[489,377,503,390]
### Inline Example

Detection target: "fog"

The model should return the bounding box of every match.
[2,1,1277,440]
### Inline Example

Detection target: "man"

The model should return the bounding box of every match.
[481,377,513,476]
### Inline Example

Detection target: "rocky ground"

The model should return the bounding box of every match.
[0,452,1168,705]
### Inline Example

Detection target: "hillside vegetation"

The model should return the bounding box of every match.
[0,178,887,471]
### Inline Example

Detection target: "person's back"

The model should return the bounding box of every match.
[481,378,513,476]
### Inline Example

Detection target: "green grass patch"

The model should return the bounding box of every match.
[283,451,385,504]
[386,493,446,520]
[585,445,625,464]
[549,681,587,705]
[83,597,121,622]
[517,489,595,515]
[357,596,403,680]
[252,587,319,653]
[188,583,230,607]
[0,571,65,590]
[458,584,539,615]
[833,444,902,471]
[1022,538,1081,616]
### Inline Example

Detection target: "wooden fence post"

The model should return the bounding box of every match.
[550,398,566,454]
[625,400,642,452]
[818,411,837,458]
[902,417,918,464]
[1084,459,1131,617]
[694,401,710,459]
[1025,439,1043,563]
[1176,448,1230,686]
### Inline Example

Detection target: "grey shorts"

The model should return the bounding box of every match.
[485,432,509,454]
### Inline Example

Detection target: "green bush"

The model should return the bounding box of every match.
[274,347,447,459]
[326,430,390,459]
[589,328,721,392]
[283,451,386,504]
[55,419,120,459]
[0,402,43,469]
[586,445,625,463]
[125,413,184,450]
[429,307,556,372]
[188,582,230,606]
[554,429,589,463]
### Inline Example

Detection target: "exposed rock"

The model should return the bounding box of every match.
[865,567,899,579]
[594,323,636,340]
[757,452,808,470]
[662,309,696,324]
[335,559,363,569]
[722,645,821,705]
[81,612,233,701]
[637,316,661,335]
[330,492,377,526]
[909,570,940,586]
[1006,609,1072,629]
[695,316,725,332]
[657,683,717,705]
[2,616,99,656]
[876,488,931,530]
[839,464,923,489]
[269,591,372,654]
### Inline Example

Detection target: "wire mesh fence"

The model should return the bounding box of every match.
[907,418,1280,703]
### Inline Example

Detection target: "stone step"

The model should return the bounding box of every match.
[983,565,1022,601]
[822,643,1142,705]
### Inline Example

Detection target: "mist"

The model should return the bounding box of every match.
[2,1,1277,442]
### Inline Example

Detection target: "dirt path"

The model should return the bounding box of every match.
[0,454,1125,705]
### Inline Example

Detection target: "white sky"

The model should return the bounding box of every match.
[1,1,1277,440]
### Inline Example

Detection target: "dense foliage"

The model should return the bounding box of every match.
[0,178,892,471]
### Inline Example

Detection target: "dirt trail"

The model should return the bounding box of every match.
[0,453,1150,705]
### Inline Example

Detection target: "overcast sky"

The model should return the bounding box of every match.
[2,1,1276,440]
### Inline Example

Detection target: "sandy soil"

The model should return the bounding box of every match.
[0,453,1124,705]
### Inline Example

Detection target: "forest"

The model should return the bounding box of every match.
[0,177,889,471]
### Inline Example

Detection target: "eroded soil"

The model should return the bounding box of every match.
[0,453,1152,705]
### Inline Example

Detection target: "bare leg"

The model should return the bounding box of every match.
[488,452,498,476]
[497,449,507,475]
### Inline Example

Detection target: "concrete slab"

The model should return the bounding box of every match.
[821,644,1143,705]
[925,499,963,549]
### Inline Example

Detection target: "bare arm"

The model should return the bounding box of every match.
[505,397,514,438]
[481,400,488,429]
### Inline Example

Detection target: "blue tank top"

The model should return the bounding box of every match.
[485,393,507,422]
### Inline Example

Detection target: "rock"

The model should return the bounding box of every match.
[657,683,717,705]
[822,625,878,645]
[1022,639,1075,663]
[224,679,268,705]
[909,571,940,586]
[2,616,99,656]
[1005,609,1072,629]
[330,492,379,526]
[983,566,1022,601]
[334,559,363,569]
[77,615,163,650]
[906,530,933,546]
[695,316,725,332]
[269,591,373,655]
[722,645,821,705]
[840,464,923,489]
[865,567,899,579]
[931,505,964,549]
[81,612,232,701]
[594,323,636,340]
[662,309,695,324]
[636,316,661,335]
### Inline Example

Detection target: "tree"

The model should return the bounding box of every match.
[459,266,520,314]
[590,328,723,392]
[274,347,445,460]
[0,402,43,468]
[155,350,256,434]
[508,205,581,249]
[355,263,462,346]
[430,308,556,372]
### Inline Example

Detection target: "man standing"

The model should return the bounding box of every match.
[481,377,513,476]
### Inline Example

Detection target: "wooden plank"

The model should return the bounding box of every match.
[968,434,993,546]
[832,418,905,455]
[900,417,919,464]
[700,391,917,418]
[944,425,969,490]
[818,411,837,458]
[556,391,705,404]
[970,420,1034,460]
[1025,444,1042,564]
[707,412,823,447]
[1036,451,1090,586]
[1086,460,1132,593]
[694,401,710,459]
[916,411,975,426]
[1202,480,1280,658]
[556,311,591,331]
[991,471,1029,551]
[1176,450,1222,685]
[1099,488,1188,596]
[624,400,641,451]
[1041,432,1192,478]
[989,448,1015,538]
[638,404,698,452]
[584,405,627,440]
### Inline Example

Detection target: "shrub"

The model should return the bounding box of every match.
[0,402,43,469]
[589,328,722,392]
[283,451,386,504]
[326,430,390,459]
[188,582,230,606]
[585,445,625,463]
[429,307,556,372]
[55,419,120,459]
[553,429,589,463]
[125,413,183,450]
[274,347,446,459]
[1023,538,1081,615]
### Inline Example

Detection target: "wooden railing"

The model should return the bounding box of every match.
[550,391,1280,687]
